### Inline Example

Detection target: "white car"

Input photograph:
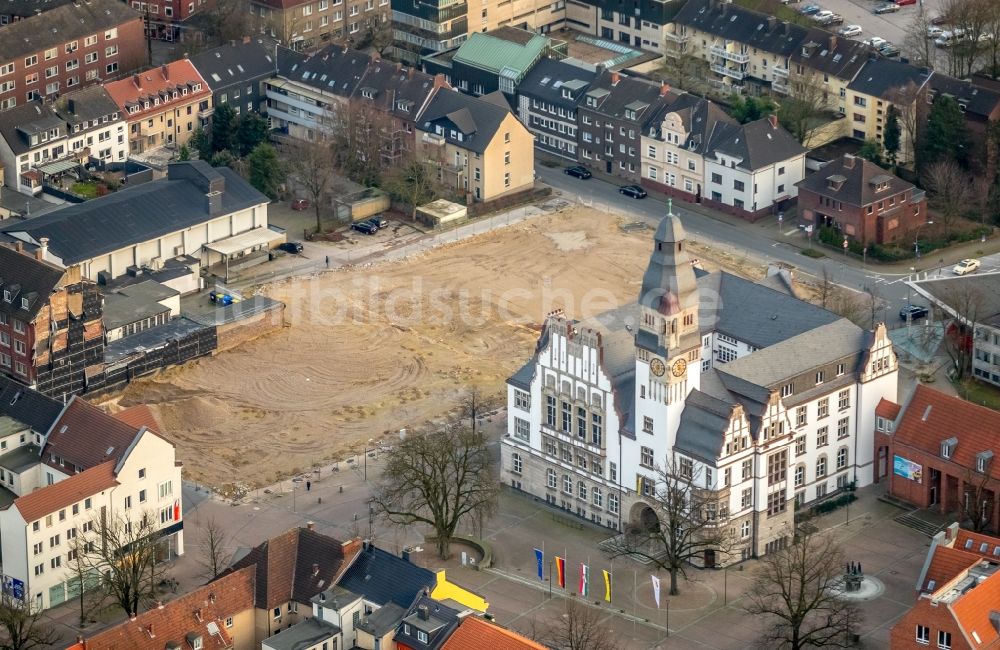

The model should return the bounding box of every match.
[839,24,863,37]
[953,258,981,275]
[812,9,835,21]
[926,26,943,38]
[865,36,888,49]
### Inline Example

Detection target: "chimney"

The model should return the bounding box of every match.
[132,73,141,89]
[433,73,447,89]
[768,114,778,129]
[402,547,411,562]
[129,613,137,622]
[610,71,620,86]
[36,237,49,261]
[156,600,164,609]
[306,521,315,531]
[990,611,1000,633]
[767,15,777,30]
[208,593,216,604]
[843,153,856,169]
[14,241,23,253]
[161,64,169,80]
[829,35,837,50]
[206,191,222,216]
[417,605,429,621]
[660,81,670,97]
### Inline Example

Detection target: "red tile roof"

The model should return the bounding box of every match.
[875,397,900,420]
[113,405,162,435]
[104,59,210,121]
[82,566,255,650]
[13,461,117,523]
[922,545,981,591]
[43,397,142,472]
[440,617,547,650]
[951,569,1000,649]
[954,529,1000,560]
[893,385,1000,481]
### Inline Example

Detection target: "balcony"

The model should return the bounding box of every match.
[772,65,789,78]
[710,63,747,81]
[421,132,445,146]
[664,30,689,44]
[772,79,790,94]
[710,45,750,64]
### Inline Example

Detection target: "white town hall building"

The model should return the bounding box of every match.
[501,207,898,563]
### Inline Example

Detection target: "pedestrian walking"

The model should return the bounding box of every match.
[325,255,329,268]
[306,480,312,492]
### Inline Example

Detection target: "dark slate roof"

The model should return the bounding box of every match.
[0,0,74,19]
[706,117,806,171]
[394,596,464,650]
[847,57,931,99]
[795,154,915,207]
[262,618,341,650]
[581,70,675,126]
[791,30,870,80]
[54,86,121,129]
[673,0,808,57]
[225,527,354,610]
[697,271,840,349]
[353,59,441,123]
[516,58,596,110]
[337,544,436,608]
[357,602,407,636]
[189,40,277,92]
[0,244,65,322]
[0,375,64,434]
[417,88,512,155]
[927,73,1000,120]
[646,95,736,155]
[0,164,268,265]
[507,360,535,391]
[910,273,1000,321]
[277,44,369,99]
[0,0,140,63]
[675,387,734,464]
[0,101,66,156]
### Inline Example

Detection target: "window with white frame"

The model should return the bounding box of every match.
[546,469,557,488]
[513,417,529,442]
[511,453,522,474]
[915,625,929,645]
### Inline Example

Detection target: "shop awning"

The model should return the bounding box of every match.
[203,228,282,258]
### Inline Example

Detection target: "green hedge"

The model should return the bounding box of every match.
[813,492,857,514]
[817,226,991,262]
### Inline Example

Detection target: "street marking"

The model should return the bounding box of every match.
[783,229,798,236]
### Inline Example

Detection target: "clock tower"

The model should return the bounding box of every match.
[633,200,700,453]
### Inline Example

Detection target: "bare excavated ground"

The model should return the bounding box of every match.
[118,207,766,488]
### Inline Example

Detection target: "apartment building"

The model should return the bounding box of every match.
[105,59,211,154]
[0,396,184,611]
[516,57,596,160]
[0,0,75,24]
[501,210,897,562]
[250,0,390,51]
[788,31,868,114]
[701,115,805,220]
[565,0,686,53]
[128,0,209,41]
[416,88,535,201]
[0,244,103,396]
[188,38,278,119]
[845,58,930,166]
[0,0,145,111]
[423,28,549,97]
[576,70,675,181]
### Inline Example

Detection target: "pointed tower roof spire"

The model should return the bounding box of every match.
[639,204,698,317]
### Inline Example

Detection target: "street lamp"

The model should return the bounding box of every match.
[363,437,374,481]
[914,220,934,258]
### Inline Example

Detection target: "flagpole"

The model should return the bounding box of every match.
[548,559,553,599]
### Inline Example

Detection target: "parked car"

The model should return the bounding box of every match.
[953,258,981,275]
[873,3,899,14]
[878,42,901,57]
[811,9,834,21]
[818,13,843,25]
[278,241,304,254]
[896,0,916,6]
[351,221,379,235]
[619,185,648,199]
[291,199,310,211]
[564,166,592,179]
[930,14,948,25]
[799,4,822,14]
[926,26,944,38]
[899,304,929,321]
[839,24,863,36]
[367,215,389,229]
[209,290,236,305]
[864,36,888,48]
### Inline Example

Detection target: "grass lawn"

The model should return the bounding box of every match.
[70,181,99,199]
[952,378,1000,411]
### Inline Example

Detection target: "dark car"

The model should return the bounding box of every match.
[367,215,389,229]
[873,3,899,14]
[900,304,929,321]
[291,199,310,211]
[878,43,901,57]
[619,185,648,199]
[278,241,304,253]
[565,166,592,179]
[351,220,378,235]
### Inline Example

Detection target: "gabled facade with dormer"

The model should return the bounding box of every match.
[515,57,596,160]
[502,207,898,563]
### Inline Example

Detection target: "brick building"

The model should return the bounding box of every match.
[0,243,103,397]
[127,0,209,41]
[248,0,389,52]
[104,59,212,153]
[889,524,1000,650]
[874,384,1000,534]
[0,0,146,111]
[796,153,928,247]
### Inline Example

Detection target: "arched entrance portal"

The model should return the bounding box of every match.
[628,501,661,534]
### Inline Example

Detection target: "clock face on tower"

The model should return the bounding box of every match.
[650,358,666,377]
[671,358,688,377]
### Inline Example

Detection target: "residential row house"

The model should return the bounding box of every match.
[128,0,209,42]
[104,59,212,154]
[0,0,146,111]
[0,387,184,611]
[889,525,1000,650]
[516,57,596,161]
[0,0,75,24]
[188,38,278,119]
[249,0,391,52]
[874,384,1000,534]
[0,86,128,195]
[0,244,103,395]
[501,211,898,563]
[563,0,685,54]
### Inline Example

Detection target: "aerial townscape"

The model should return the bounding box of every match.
[0,0,999,645]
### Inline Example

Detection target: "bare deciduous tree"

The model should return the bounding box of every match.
[940,0,991,77]
[779,78,829,146]
[604,458,732,596]
[745,530,862,650]
[285,136,336,234]
[886,82,926,169]
[71,510,170,617]
[197,0,252,47]
[960,463,996,533]
[0,591,58,650]
[543,601,622,650]
[198,518,232,580]
[374,419,499,559]
[902,8,935,70]
[923,160,973,238]
[384,157,439,219]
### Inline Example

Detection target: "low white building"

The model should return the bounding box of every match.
[502,208,897,563]
[0,389,183,611]
[55,85,130,166]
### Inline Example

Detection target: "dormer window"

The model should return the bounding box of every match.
[625,109,636,120]
[586,97,596,107]
[977,451,993,473]
[562,88,572,99]
[875,416,893,433]
[2,290,10,302]
[941,437,957,460]
[20,297,28,309]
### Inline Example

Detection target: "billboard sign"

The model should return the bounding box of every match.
[2,575,25,600]
[893,455,923,483]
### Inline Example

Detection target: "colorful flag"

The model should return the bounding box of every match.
[603,569,612,602]
[555,556,566,589]
[651,575,661,608]
[579,563,589,597]
[534,548,544,581]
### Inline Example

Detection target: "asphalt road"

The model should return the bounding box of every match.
[536,164,1000,323]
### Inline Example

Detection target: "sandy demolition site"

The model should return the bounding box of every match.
[118,207,765,489]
